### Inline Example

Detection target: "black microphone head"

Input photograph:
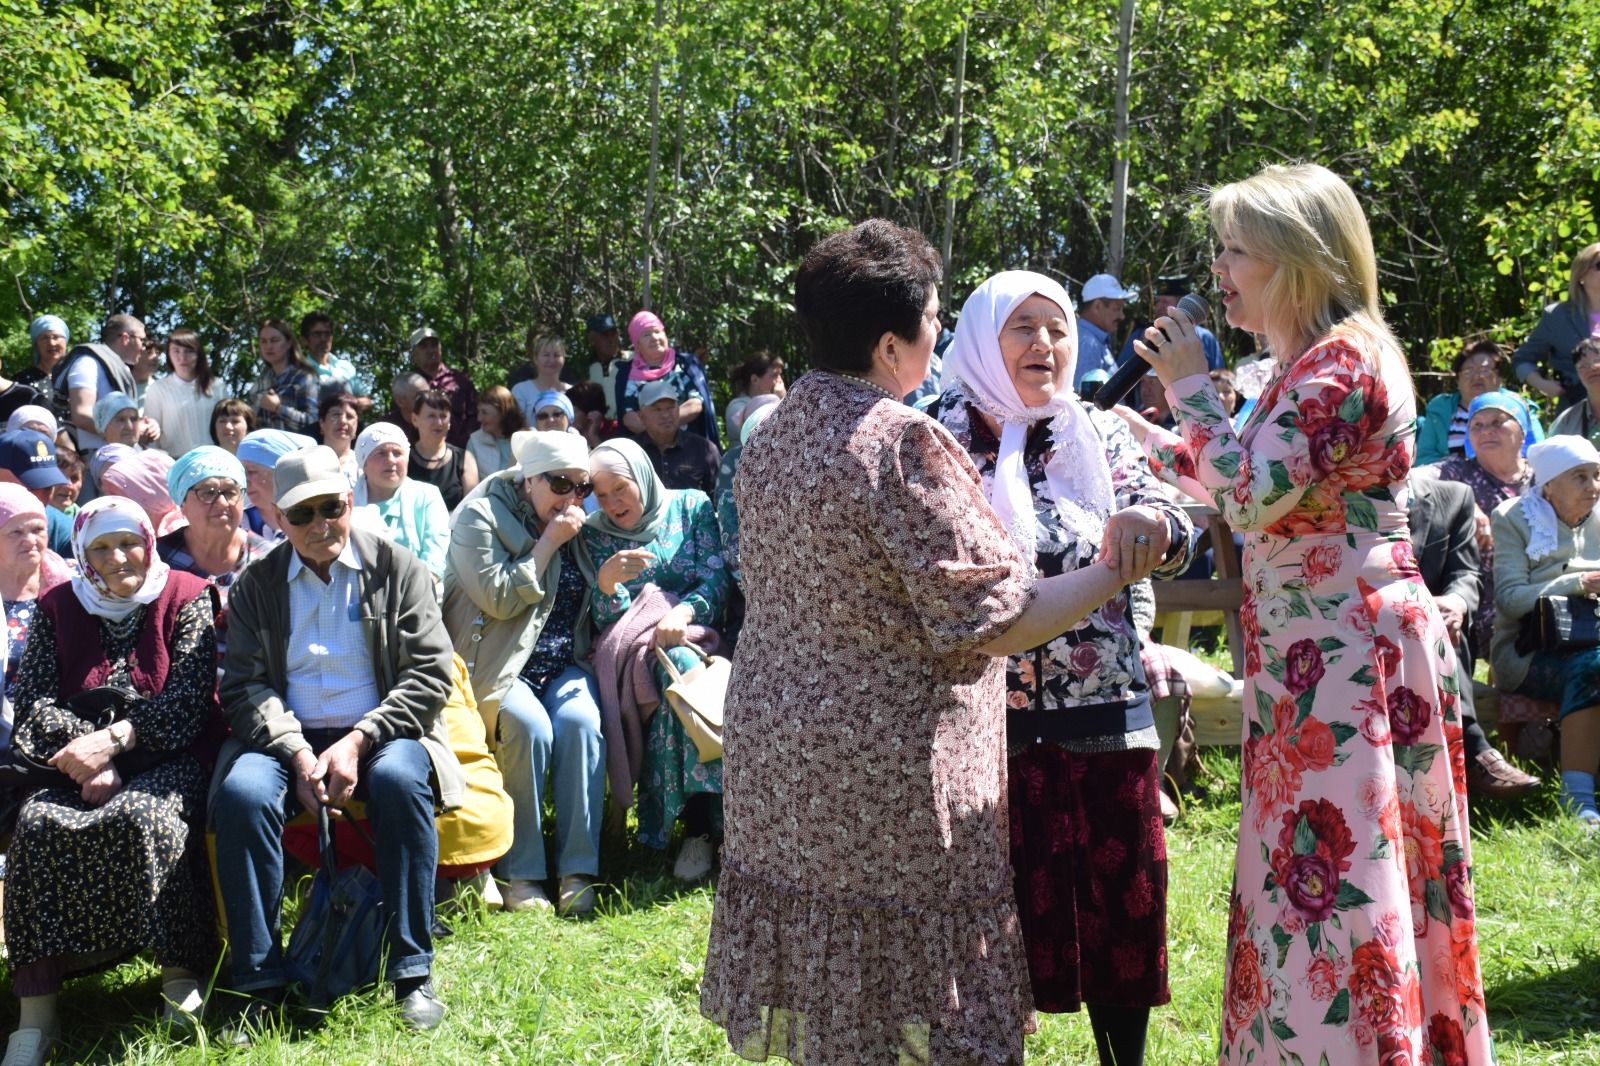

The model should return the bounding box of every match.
[1176,292,1211,328]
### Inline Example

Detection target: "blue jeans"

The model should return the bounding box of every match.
[496,666,606,880]
[211,733,437,992]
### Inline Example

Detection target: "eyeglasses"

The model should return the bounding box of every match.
[191,485,242,506]
[535,410,568,423]
[541,473,593,499]
[305,328,333,338]
[282,498,349,526]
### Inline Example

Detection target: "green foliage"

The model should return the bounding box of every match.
[2,0,1598,392]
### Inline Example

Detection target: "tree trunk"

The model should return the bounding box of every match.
[880,2,902,218]
[940,20,967,306]
[641,0,666,310]
[1108,0,1136,278]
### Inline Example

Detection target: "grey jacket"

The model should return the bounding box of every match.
[1513,300,1590,411]
[1489,494,1600,692]
[212,527,463,810]
[442,470,591,737]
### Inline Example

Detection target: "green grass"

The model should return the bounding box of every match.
[5,751,1599,1064]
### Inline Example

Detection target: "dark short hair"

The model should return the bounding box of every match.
[412,388,452,416]
[318,390,359,421]
[300,311,334,338]
[209,397,257,445]
[794,219,942,373]
[730,351,782,396]
[568,381,607,415]
[1452,339,1503,376]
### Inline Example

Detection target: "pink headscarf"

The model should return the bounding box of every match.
[0,483,72,593]
[627,311,677,382]
[100,450,185,537]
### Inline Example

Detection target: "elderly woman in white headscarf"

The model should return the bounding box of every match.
[1,496,221,1065]
[1490,435,1600,826]
[351,422,450,577]
[443,430,605,916]
[930,270,1195,1066]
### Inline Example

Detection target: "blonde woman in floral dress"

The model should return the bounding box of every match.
[1117,164,1493,1065]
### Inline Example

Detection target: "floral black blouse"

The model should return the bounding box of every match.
[931,389,1196,752]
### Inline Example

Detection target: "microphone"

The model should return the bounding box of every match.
[1092,293,1211,411]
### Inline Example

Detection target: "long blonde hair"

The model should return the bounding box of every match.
[1567,242,1600,317]
[1208,164,1408,393]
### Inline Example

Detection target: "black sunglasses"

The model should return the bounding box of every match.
[541,473,593,499]
[282,498,349,526]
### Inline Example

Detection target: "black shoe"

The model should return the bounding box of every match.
[396,978,446,1031]
[216,989,286,1049]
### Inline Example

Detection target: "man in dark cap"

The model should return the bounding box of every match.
[582,313,629,418]
[1118,274,1225,371]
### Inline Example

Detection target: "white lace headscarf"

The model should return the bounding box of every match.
[1523,435,1600,560]
[941,270,1115,561]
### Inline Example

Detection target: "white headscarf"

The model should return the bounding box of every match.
[1522,435,1600,560]
[69,496,171,621]
[940,270,1115,559]
[353,422,411,506]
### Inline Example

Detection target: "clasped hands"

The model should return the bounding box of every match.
[1096,505,1172,585]
[49,727,124,806]
[292,730,371,814]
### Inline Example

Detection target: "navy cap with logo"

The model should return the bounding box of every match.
[0,430,67,489]
[586,313,618,334]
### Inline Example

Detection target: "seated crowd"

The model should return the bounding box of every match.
[4,238,1595,1060]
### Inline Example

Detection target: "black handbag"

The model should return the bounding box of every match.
[1515,595,1600,655]
[0,684,164,793]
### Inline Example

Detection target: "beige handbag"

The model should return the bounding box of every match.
[654,644,730,763]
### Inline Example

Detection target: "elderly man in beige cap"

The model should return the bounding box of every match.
[211,445,460,1041]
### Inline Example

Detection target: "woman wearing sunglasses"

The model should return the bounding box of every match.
[443,431,606,916]
[351,423,451,579]
[580,438,728,881]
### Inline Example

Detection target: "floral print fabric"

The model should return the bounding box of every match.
[930,389,1195,747]
[700,371,1037,1065]
[582,489,729,849]
[1142,338,1492,1065]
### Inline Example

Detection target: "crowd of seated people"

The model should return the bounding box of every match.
[3,237,1595,1060]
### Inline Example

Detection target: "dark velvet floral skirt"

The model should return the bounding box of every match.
[1007,742,1170,1013]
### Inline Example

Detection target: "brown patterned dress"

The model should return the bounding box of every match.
[701,371,1038,1065]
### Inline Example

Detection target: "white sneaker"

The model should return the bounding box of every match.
[558,875,597,917]
[161,978,204,1030]
[673,835,716,881]
[1,1028,57,1066]
[477,872,505,910]
[502,879,554,913]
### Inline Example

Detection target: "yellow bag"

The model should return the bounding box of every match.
[654,645,729,763]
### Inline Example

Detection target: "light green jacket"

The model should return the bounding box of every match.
[1489,494,1600,691]
[442,471,591,737]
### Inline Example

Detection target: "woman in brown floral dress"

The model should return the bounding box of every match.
[701,221,1136,1066]
[2,497,221,1066]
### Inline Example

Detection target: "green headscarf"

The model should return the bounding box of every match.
[584,438,668,544]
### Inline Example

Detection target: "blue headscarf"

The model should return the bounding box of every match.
[1464,389,1542,459]
[236,429,316,468]
[535,389,576,423]
[92,391,138,434]
[168,445,247,504]
[28,315,68,344]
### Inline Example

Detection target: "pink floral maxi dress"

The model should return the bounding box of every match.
[1141,337,1493,1065]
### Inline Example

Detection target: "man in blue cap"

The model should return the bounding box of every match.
[0,430,73,555]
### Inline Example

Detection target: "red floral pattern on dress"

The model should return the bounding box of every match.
[1141,337,1493,1064]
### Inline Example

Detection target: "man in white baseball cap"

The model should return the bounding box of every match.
[1074,273,1138,389]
